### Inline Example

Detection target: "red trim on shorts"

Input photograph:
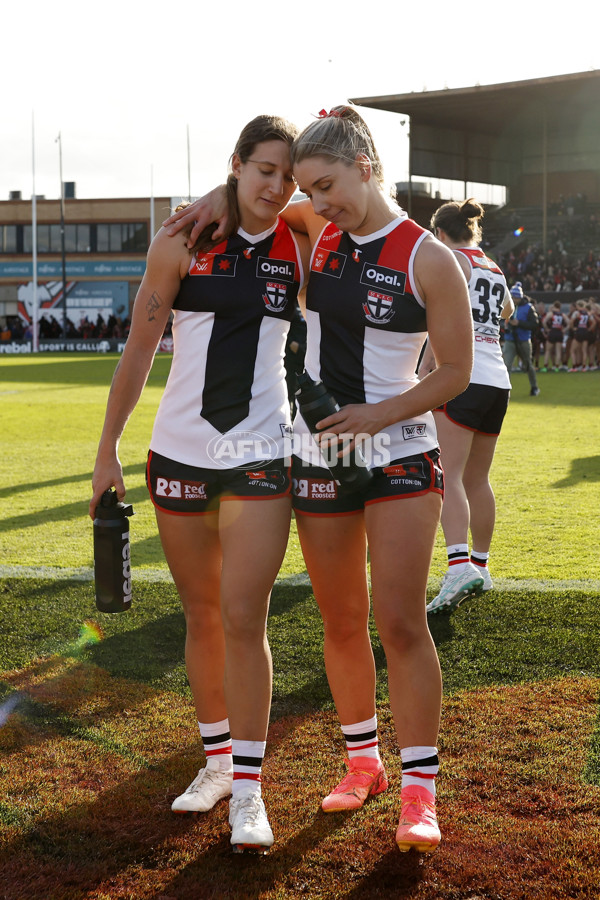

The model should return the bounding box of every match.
[435,405,500,437]
[436,405,478,433]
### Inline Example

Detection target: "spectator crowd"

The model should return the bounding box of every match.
[490,197,600,294]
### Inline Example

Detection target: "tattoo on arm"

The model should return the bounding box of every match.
[146,291,163,322]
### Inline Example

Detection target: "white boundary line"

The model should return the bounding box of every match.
[1,565,599,592]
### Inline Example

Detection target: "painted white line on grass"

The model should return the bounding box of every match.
[1,565,599,592]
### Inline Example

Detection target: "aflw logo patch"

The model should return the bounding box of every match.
[312,248,346,278]
[402,424,427,441]
[190,253,237,277]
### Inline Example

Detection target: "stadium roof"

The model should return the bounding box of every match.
[350,70,600,136]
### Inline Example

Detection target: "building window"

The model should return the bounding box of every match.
[0,225,17,253]
[3,222,147,254]
[96,222,147,252]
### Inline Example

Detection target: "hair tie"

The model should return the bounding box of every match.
[317,108,343,119]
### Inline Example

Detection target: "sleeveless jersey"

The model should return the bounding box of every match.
[456,247,511,390]
[295,214,437,467]
[575,311,591,330]
[548,312,567,331]
[150,219,303,468]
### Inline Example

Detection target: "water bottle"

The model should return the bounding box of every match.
[93,489,135,613]
[295,371,373,493]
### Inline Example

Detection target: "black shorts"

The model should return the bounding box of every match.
[146,450,291,515]
[548,328,564,344]
[436,383,510,436]
[291,449,443,516]
[575,328,593,343]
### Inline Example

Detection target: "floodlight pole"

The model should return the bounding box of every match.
[57,132,68,338]
[400,119,412,218]
[541,109,548,256]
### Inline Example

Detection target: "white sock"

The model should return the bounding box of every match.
[198,718,233,773]
[401,745,439,797]
[342,716,381,761]
[232,739,265,797]
[446,543,470,572]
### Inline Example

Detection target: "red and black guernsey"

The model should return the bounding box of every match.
[307,218,428,407]
[173,221,301,434]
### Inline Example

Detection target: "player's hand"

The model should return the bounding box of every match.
[162,186,228,248]
[315,403,384,456]
[89,457,126,519]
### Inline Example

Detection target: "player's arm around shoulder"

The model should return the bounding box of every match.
[282,199,329,248]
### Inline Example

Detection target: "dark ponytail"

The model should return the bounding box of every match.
[430,198,485,244]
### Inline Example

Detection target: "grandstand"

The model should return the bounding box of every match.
[353,70,600,301]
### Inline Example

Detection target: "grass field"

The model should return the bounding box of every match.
[1,355,600,899]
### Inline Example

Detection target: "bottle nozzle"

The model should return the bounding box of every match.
[100,489,117,508]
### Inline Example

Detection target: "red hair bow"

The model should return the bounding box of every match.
[317,108,342,119]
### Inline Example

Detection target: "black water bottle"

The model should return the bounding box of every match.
[295,371,373,493]
[93,489,135,613]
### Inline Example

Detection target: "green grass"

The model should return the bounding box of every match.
[1,355,600,899]
[2,356,599,579]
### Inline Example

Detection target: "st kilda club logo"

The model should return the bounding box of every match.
[262,282,288,313]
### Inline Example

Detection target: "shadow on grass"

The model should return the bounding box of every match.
[341,850,425,899]
[0,672,381,900]
[0,483,151,533]
[552,454,600,488]
[0,462,147,501]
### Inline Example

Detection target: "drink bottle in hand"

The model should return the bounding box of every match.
[93,489,134,613]
[295,371,373,493]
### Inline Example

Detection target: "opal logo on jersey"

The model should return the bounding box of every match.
[257,258,295,283]
[207,430,279,469]
[363,290,395,324]
[361,263,406,294]
[263,282,288,312]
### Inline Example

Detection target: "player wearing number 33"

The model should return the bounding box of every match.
[420,199,513,615]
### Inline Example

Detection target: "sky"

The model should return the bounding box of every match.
[2,0,599,210]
